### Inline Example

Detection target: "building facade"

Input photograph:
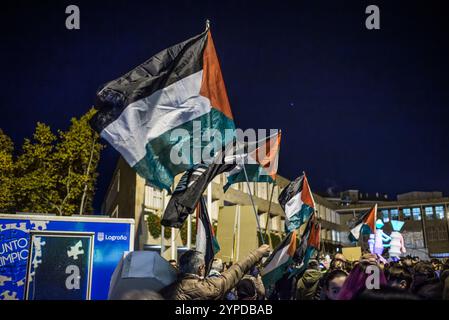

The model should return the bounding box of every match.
[101,157,346,261]
[101,158,449,261]
[329,191,449,259]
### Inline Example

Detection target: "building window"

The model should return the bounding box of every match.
[435,206,445,220]
[427,226,436,242]
[402,208,411,220]
[412,207,421,221]
[382,209,389,223]
[437,226,448,241]
[390,209,399,220]
[326,208,332,222]
[145,186,164,211]
[425,207,434,220]
[331,211,337,224]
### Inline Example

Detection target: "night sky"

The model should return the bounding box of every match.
[1,0,448,213]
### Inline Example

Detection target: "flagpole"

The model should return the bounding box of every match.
[187,213,192,249]
[207,183,213,223]
[171,227,176,260]
[264,182,275,237]
[242,164,265,245]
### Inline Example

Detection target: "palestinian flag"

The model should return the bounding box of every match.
[261,230,297,288]
[90,25,235,192]
[307,217,321,250]
[223,131,281,192]
[196,196,220,273]
[288,213,321,279]
[349,203,377,242]
[278,173,315,232]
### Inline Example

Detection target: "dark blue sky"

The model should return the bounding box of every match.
[1,0,448,213]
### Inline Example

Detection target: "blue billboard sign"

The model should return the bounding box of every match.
[0,214,134,300]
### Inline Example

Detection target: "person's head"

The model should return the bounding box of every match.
[236,279,257,300]
[440,269,449,285]
[354,286,420,300]
[307,260,320,271]
[337,259,387,300]
[210,258,223,273]
[115,289,164,300]
[330,258,345,271]
[323,269,348,300]
[386,265,413,290]
[168,259,178,269]
[411,262,437,293]
[402,256,413,268]
[430,258,441,271]
[334,253,347,263]
[442,259,449,271]
[178,250,206,277]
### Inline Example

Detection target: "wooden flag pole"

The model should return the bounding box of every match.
[242,164,265,245]
[264,182,275,237]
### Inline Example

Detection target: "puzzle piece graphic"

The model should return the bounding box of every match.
[0,290,18,300]
[31,237,46,269]
[16,278,25,287]
[0,275,12,286]
[67,240,84,260]
[30,220,49,231]
[0,222,29,233]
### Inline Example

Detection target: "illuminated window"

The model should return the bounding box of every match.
[425,207,434,220]
[412,208,421,221]
[390,209,399,220]
[402,208,411,220]
[382,209,389,222]
[145,186,165,210]
[435,206,445,220]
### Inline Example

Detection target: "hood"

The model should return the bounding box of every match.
[301,269,322,287]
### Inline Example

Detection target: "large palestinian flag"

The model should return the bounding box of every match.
[223,131,281,191]
[90,26,235,192]
[278,173,315,232]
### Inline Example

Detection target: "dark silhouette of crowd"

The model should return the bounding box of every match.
[116,246,449,300]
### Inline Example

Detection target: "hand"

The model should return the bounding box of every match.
[257,244,271,257]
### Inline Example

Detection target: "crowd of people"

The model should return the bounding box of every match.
[118,245,449,300]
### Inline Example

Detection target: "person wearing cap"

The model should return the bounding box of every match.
[295,260,323,300]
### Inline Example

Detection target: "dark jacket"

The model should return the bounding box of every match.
[295,269,322,300]
[161,248,265,300]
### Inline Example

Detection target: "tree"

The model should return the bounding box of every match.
[0,129,15,212]
[2,108,103,215]
[14,123,59,213]
[52,108,103,215]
